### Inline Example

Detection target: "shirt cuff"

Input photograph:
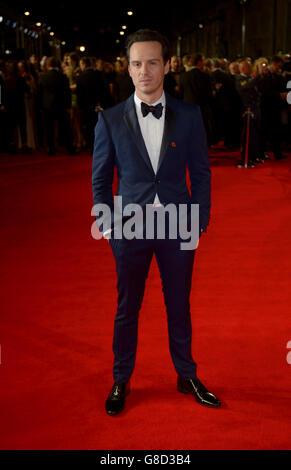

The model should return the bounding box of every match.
[103,228,112,239]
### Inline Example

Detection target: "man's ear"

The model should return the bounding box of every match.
[164,60,170,75]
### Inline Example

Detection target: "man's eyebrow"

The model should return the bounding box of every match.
[131,58,161,63]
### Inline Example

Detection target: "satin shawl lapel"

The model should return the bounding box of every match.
[157,103,177,173]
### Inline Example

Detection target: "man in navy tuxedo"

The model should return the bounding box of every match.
[92,30,221,415]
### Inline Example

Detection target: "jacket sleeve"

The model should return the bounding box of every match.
[187,106,211,232]
[92,111,115,233]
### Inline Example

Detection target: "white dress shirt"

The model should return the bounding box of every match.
[134,91,165,206]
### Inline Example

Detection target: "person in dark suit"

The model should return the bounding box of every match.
[39,56,74,155]
[254,56,288,161]
[235,58,263,167]
[92,29,221,416]
[164,55,182,99]
[179,53,214,145]
[211,58,241,148]
[77,56,110,152]
[114,58,135,103]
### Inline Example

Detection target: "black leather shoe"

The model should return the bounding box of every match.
[177,376,221,408]
[105,382,130,416]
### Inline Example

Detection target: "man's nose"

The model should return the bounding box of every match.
[140,63,150,75]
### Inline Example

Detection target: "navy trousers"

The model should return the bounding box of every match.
[109,227,197,383]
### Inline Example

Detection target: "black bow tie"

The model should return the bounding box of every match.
[141,102,163,119]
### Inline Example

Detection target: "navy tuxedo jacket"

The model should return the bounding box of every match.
[92,92,211,233]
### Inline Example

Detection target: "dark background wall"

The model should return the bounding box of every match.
[170,0,291,59]
[1,0,291,60]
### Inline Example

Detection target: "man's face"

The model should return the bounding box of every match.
[96,59,103,71]
[171,56,180,71]
[239,60,252,76]
[229,62,240,75]
[30,54,37,65]
[17,62,25,75]
[128,41,169,100]
[271,61,283,73]
[220,58,228,70]
[197,58,204,70]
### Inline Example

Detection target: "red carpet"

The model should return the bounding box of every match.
[1,149,291,450]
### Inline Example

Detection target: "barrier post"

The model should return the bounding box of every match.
[242,107,254,168]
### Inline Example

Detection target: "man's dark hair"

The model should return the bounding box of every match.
[125,29,171,64]
[47,56,59,69]
[193,53,204,66]
[89,56,97,68]
[238,56,252,64]
[80,56,91,68]
[69,52,80,65]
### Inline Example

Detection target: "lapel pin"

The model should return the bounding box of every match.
[171,142,176,147]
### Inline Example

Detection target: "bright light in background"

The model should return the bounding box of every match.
[116,39,120,44]
[120,31,125,36]
[0,16,3,22]
[61,41,66,45]
[199,24,204,29]
[79,46,85,52]
[24,11,30,16]
[127,11,133,16]
[49,32,54,36]
[122,25,127,29]
[36,22,42,27]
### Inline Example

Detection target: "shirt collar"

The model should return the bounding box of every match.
[134,91,165,110]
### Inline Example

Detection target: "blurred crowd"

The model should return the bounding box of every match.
[165,52,291,166]
[0,50,290,165]
[0,52,133,155]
